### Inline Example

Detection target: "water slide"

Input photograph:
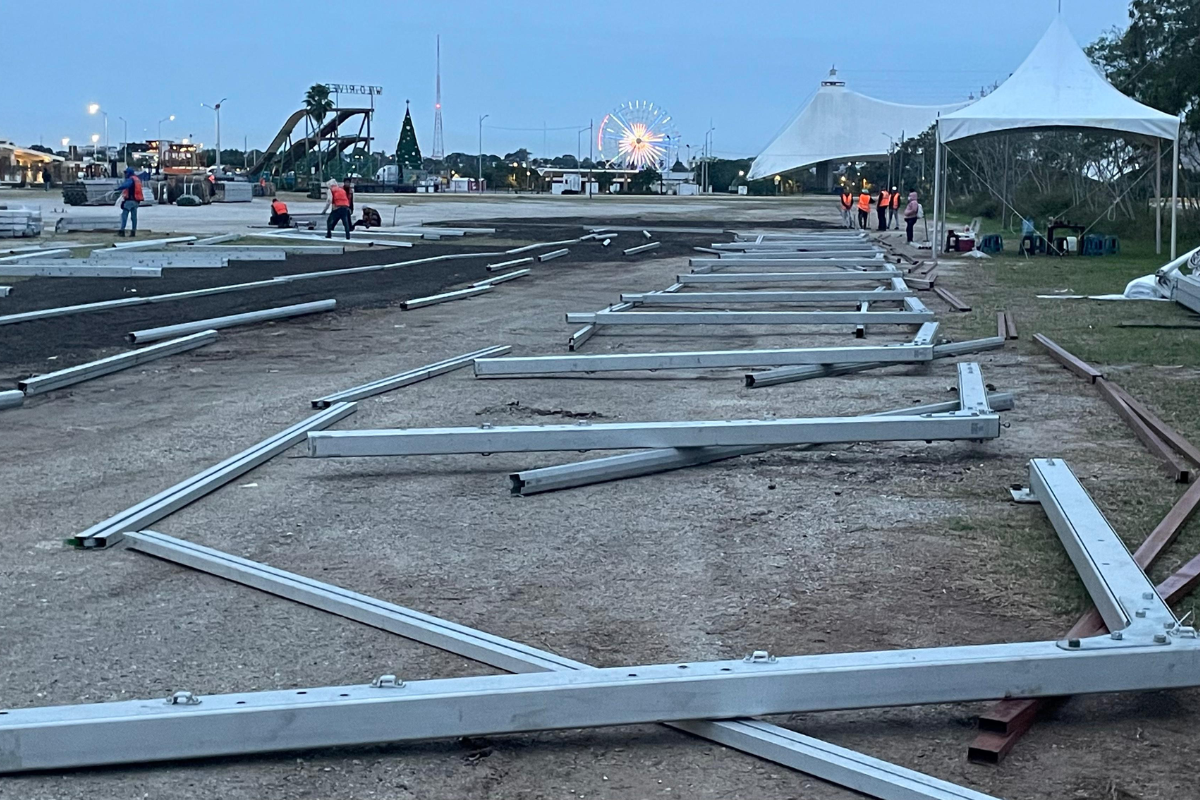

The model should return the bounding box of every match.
[250,108,371,177]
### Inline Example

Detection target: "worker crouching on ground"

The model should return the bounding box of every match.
[876,187,890,231]
[116,167,143,238]
[903,191,920,243]
[840,187,854,228]
[269,198,291,228]
[323,179,353,240]
[857,187,871,229]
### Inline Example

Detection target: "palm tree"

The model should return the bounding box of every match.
[304,84,334,188]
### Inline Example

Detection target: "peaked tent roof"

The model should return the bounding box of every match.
[939,16,1179,143]
[747,73,967,180]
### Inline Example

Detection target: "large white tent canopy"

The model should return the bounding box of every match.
[747,72,967,181]
[931,15,1183,262]
[938,16,1179,143]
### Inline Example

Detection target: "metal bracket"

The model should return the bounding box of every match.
[165,691,200,706]
[372,674,405,689]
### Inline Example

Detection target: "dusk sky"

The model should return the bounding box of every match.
[6,0,1132,162]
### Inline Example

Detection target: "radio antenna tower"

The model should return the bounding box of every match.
[432,35,445,162]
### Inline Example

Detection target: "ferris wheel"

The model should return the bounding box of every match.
[597,101,679,171]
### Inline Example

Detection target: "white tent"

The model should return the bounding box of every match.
[931,15,1182,262]
[747,70,967,181]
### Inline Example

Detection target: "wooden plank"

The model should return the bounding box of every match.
[907,270,937,291]
[1003,310,1018,340]
[1096,378,1190,482]
[1105,381,1200,466]
[969,487,1200,762]
[997,312,1007,340]
[933,286,971,311]
[1032,334,1103,383]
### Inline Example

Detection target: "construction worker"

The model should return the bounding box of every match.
[839,187,855,228]
[857,187,871,230]
[322,178,353,240]
[269,197,291,228]
[876,187,890,231]
[116,166,143,237]
[889,186,901,229]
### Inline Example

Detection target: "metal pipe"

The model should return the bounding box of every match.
[402,286,492,310]
[127,300,336,344]
[19,330,218,396]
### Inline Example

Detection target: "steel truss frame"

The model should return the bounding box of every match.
[679,270,902,285]
[473,323,940,377]
[563,300,934,327]
[510,390,1014,496]
[307,363,998,458]
[619,289,914,305]
[4,459,1195,777]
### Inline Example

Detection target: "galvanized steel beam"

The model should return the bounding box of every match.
[127,300,337,344]
[311,346,511,408]
[19,330,218,395]
[564,309,935,326]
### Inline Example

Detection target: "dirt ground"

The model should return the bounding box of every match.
[0,197,1195,800]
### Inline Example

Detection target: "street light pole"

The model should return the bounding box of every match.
[478,114,489,192]
[157,115,175,173]
[118,117,128,165]
[202,99,227,171]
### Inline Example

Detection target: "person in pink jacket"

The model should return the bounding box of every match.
[903,191,920,243]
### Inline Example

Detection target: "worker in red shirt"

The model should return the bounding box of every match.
[857,187,871,230]
[322,179,353,240]
[839,187,854,228]
[116,167,143,237]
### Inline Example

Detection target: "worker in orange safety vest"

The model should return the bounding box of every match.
[117,167,143,237]
[839,187,855,228]
[876,188,891,231]
[269,198,291,228]
[889,186,901,229]
[322,179,353,240]
[857,187,872,230]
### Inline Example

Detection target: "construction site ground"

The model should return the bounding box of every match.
[1,195,1197,800]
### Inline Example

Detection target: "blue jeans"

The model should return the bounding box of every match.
[120,200,138,232]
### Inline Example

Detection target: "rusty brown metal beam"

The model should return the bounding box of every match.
[1096,378,1191,483]
[1033,334,1103,383]
[1003,311,1018,340]
[997,312,1007,340]
[1104,381,1200,467]
[968,483,1200,762]
[933,286,971,311]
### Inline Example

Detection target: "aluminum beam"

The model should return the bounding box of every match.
[183,244,344,255]
[19,330,218,395]
[746,335,1004,388]
[5,633,1196,772]
[0,248,70,261]
[1025,458,1177,635]
[564,310,935,326]
[0,286,9,297]
[311,346,511,408]
[0,264,161,278]
[680,271,901,285]
[127,300,336,344]
[507,239,581,254]
[510,393,1014,495]
[186,233,243,245]
[691,258,885,268]
[624,242,660,255]
[0,389,23,410]
[265,232,413,248]
[402,286,492,310]
[538,248,569,262]
[621,290,913,305]
[309,382,999,457]
[473,343,934,377]
[122,530,996,800]
[111,235,197,249]
[66,403,356,549]
[472,269,530,288]
[487,257,534,272]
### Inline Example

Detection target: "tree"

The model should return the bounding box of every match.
[628,167,661,194]
[396,104,423,170]
[28,144,54,155]
[304,84,334,186]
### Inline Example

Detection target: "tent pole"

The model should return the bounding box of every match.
[939,137,949,254]
[1155,141,1162,256]
[1170,132,1179,261]
[931,124,942,265]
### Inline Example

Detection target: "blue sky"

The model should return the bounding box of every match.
[5,0,1132,161]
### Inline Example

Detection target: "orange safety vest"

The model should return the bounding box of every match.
[878,190,891,208]
[890,191,900,209]
[840,192,853,210]
[329,185,350,207]
[271,199,288,215]
[857,192,871,212]
[124,176,144,202]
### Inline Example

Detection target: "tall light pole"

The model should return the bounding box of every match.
[157,115,175,171]
[118,116,129,165]
[88,103,108,163]
[478,114,489,192]
[202,98,227,171]
[577,126,589,164]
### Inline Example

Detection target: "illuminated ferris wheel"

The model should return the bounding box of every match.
[597,101,679,171]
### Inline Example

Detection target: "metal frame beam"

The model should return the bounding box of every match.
[510,390,1014,496]
[679,271,902,285]
[620,290,913,305]
[19,330,218,395]
[312,346,511,408]
[119,530,998,800]
[127,300,336,344]
[563,309,935,326]
[66,403,356,549]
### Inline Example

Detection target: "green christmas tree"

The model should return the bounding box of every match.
[396,102,423,170]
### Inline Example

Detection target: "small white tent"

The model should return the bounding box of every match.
[931,15,1182,262]
[747,70,967,181]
